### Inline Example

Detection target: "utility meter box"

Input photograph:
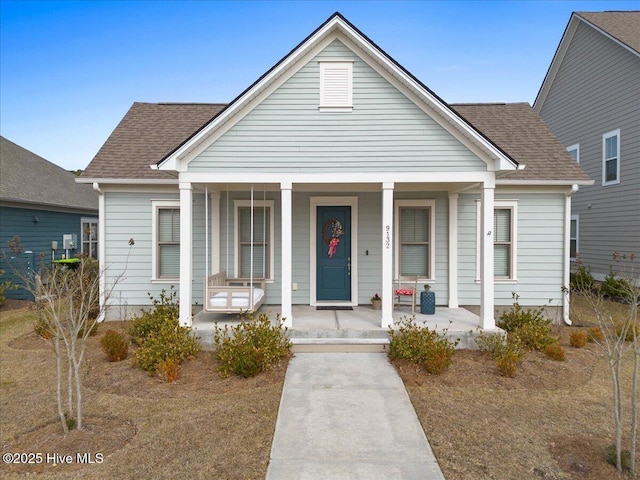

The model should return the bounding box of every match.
[63,234,77,250]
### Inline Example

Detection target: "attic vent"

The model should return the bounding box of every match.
[319,61,353,112]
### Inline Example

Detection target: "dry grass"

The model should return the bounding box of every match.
[1,296,638,479]
[0,301,287,479]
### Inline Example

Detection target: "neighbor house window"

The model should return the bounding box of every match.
[235,200,274,279]
[566,144,579,163]
[319,61,353,112]
[476,200,518,281]
[602,129,620,185]
[81,217,98,259]
[570,215,579,260]
[152,201,180,280]
[395,200,436,280]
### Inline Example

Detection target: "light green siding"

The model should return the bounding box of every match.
[189,40,486,174]
[457,191,566,308]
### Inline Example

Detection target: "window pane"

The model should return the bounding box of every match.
[400,208,429,242]
[159,244,179,277]
[159,209,179,242]
[494,245,510,277]
[568,148,578,161]
[605,158,617,182]
[570,219,577,238]
[401,245,428,276]
[240,207,269,242]
[494,209,511,242]
[605,135,617,159]
[240,245,266,278]
[570,240,577,259]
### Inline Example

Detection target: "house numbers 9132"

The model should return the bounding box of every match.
[385,225,391,249]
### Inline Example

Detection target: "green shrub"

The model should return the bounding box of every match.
[606,444,631,472]
[128,288,179,346]
[130,287,200,375]
[100,329,129,362]
[569,330,588,348]
[544,343,566,361]
[475,331,507,359]
[498,294,557,352]
[570,265,594,291]
[213,312,292,378]
[496,350,521,378]
[388,316,458,375]
[600,269,631,299]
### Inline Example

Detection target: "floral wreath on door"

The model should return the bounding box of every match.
[322,219,344,258]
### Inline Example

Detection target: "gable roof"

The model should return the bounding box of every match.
[80,101,591,184]
[1,136,98,211]
[157,12,517,174]
[82,102,226,181]
[534,11,640,110]
[450,103,590,182]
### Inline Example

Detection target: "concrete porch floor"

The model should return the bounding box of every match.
[193,305,488,352]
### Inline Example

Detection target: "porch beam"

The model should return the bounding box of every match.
[448,193,459,308]
[381,182,394,328]
[281,182,293,328]
[480,181,495,329]
[179,182,193,327]
[210,191,221,275]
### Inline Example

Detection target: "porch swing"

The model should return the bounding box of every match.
[203,185,266,314]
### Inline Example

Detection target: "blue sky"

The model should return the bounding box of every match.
[1,0,637,171]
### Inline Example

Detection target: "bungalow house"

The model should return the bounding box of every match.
[79,13,591,329]
[0,136,99,300]
[534,11,640,280]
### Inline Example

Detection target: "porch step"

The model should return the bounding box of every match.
[291,337,389,353]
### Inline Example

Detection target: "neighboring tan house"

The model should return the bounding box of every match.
[0,136,99,299]
[534,11,640,280]
[79,12,590,328]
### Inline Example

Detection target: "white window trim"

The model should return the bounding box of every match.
[151,200,180,282]
[394,199,436,281]
[233,199,275,280]
[570,214,579,261]
[476,200,518,283]
[318,60,353,112]
[80,217,98,258]
[602,129,620,186]
[566,143,580,163]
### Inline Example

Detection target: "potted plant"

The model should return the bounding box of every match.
[370,293,381,310]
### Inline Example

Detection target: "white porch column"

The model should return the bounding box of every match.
[281,182,293,328]
[179,182,193,327]
[448,193,459,308]
[210,191,221,275]
[381,182,394,328]
[480,181,495,329]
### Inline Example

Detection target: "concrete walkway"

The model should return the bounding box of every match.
[266,353,446,479]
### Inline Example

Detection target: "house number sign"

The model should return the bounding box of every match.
[385,225,391,249]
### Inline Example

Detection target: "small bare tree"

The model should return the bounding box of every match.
[4,236,129,433]
[570,252,638,475]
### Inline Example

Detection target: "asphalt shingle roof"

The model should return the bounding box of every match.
[0,136,98,210]
[450,103,591,182]
[82,102,226,180]
[83,101,589,183]
[576,11,640,54]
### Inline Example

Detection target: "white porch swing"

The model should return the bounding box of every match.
[203,185,266,314]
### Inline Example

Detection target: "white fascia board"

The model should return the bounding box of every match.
[496,179,594,186]
[75,177,178,185]
[180,171,495,185]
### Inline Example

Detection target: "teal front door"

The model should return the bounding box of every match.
[316,206,351,301]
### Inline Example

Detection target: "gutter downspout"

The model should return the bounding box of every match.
[563,184,579,325]
[93,182,107,322]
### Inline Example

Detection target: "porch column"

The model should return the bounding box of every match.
[179,182,193,327]
[381,182,394,328]
[448,193,459,308]
[281,182,293,328]
[480,181,495,329]
[210,191,221,275]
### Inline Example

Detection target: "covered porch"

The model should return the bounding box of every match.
[192,304,488,351]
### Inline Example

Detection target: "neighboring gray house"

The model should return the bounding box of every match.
[534,11,640,280]
[80,13,590,328]
[0,136,99,299]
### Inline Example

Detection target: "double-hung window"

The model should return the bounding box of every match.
[395,200,435,280]
[81,217,98,259]
[570,215,579,260]
[152,201,180,280]
[602,129,620,185]
[235,200,274,279]
[476,200,518,281]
